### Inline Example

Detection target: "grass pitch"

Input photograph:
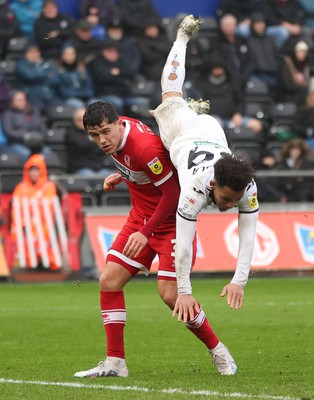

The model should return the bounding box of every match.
[0,276,313,400]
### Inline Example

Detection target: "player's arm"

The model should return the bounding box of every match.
[221,184,259,309]
[123,142,180,258]
[172,213,200,322]
[172,188,205,322]
[122,174,180,258]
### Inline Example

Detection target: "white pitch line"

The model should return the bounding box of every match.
[0,378,302,400]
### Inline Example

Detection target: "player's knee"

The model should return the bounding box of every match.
[158,282,177,310]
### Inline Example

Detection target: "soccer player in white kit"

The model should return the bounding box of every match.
[151,14,259,348]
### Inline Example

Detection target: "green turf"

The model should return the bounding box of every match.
[0,277,313,400]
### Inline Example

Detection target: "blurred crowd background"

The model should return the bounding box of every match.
[0,0,314,204]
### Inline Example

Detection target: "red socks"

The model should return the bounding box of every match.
[185,305,219,350]
[100,291,126,359]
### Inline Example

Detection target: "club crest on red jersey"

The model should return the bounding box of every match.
[147,157,163,174]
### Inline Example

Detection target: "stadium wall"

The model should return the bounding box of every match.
[83,204,314,275]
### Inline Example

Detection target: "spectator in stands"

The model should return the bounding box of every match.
[85,7,106,41]
[259,0,307,47]
[88,39,148,114]
[34,0,75,60]
[198,57,263,137]
[79,0,120,27]
[68,18,102,64]
[116,0,161,37]
[106,19,141,77]
[2,90,50,162]
[10,153,61,270]
[247,13,280,90]
[256,148,287,203]
[216,0,258,38]
[55,44,94,109]
[10,0,43,41]
[278,138,314,201]
[0,1,19,60]
[136,20,171,106]
[0,73,11,117]
[276,40,312,105]
[207,13,254,89]
[217,0,291,47]
[15,42,61,112]
[65,107,115,176]
[136,20,171,82]
[293,91,314,140]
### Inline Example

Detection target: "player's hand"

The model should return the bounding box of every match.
[122,231,148,258]
[103,173,122,191]
[220,283,244,309]
[172,294,200,323]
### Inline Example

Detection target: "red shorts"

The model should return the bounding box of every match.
[106,211,196,281]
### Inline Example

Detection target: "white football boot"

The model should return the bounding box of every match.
[74,357,128,378]
[186,98,210,115]
[177,14,201,41]
[210,342,237,375]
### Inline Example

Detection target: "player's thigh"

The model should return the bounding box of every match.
[99,261,133,291]
[107,217,156,277]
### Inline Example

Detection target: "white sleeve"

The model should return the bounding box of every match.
[231,180,259,288]
[231,211,258,288]
[175,214,197,295]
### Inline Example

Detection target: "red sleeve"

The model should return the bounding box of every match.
[139,174,179,238]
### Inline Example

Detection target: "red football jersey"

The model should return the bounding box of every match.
[111,117,178,222]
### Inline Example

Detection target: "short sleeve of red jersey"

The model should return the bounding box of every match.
[138,136,174,186]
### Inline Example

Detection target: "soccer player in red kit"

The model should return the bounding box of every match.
[74,101,233,378]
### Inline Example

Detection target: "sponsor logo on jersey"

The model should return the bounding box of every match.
[147,157,163,174]
[248,194,258,209]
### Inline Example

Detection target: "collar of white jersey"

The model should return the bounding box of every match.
[116,119,131,151]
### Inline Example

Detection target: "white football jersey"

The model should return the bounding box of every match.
[153,97,259,294]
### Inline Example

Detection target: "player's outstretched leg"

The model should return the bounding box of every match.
[160,15,200,97]
[177,14,201,42]
[210,342,237,375]
[74,357,128,378]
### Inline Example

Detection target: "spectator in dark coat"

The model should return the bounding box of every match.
[116,0,161,36]
[247,12,280,90]
[199,57,263,136]
[0,1,19,60]
[88,39,148,114]
[259,0,308,47]
[217,0,258,38]
[34,0,75,60]
[207,14,254,89]
[79,0,120,27]
[65,107,115,176]
[255,148,287,203]
[55,44,94,109]
[15,43,61,112]
[2,90,50,161]
[106,19,141,76]
[136,20,171,82]
[68,18,102,64]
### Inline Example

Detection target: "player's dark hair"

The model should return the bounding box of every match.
[83,101,119,129]
[214,153,256,192]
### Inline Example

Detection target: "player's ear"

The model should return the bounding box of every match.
[210,180,216,189]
